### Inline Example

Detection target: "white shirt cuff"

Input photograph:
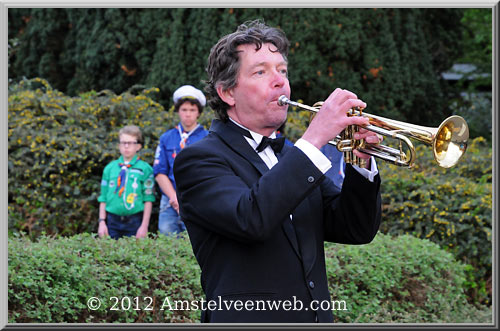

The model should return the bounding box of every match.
[294,139,332,174]
[352,157,379,182]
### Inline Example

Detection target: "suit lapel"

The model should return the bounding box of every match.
[210,119,269,176]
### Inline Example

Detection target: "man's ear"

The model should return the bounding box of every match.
[216,85,235,107]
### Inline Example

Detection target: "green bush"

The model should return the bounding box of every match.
[325,234,491,323]
[8,232,490,323]
[378,137,492,305]
[8,232,202,323]
[8,78,214,238]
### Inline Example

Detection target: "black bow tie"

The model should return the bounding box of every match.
[256,136,285,153]
[226,120,285,154]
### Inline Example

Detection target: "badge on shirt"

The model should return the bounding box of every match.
[144,178,154,189]
[126,193,137,204]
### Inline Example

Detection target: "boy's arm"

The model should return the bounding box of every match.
[97,166,110,238]
[153,137,179,212]
[155,174,178,213]
[98,202,109,238]
[136,201,152,238]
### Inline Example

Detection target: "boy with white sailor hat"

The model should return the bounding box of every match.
[153,85,209,236]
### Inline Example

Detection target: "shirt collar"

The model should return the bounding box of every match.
[118,155,138,165]
[178,122,200,134]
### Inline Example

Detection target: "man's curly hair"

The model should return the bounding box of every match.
[204,19,290,122]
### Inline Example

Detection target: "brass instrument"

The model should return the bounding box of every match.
[277,95,469,168]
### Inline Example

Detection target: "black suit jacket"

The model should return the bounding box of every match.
[173,119,382,323]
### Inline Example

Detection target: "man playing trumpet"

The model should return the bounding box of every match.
[173,19,382,323]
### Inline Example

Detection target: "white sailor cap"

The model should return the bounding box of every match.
[173,85,206,107]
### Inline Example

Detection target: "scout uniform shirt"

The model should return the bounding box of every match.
[153,123,208,194]
[98,155,156,216]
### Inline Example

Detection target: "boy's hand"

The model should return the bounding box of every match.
[98,221,109,238]
[136,225,148,239]
[169,195,179,213]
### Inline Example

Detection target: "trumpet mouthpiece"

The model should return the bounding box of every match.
[278,95,290,106]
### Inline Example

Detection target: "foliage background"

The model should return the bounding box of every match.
[9,8,471,126]
[8,7,493,321]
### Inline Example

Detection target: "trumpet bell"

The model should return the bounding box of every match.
[433,115,469,168]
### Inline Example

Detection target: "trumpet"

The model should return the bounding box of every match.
[277,95,469,168]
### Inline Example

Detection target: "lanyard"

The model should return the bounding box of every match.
[177,124,200,149]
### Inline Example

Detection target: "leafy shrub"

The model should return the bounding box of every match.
[8,233,491,323]
[8,78,214,238]
[325,234,491,323]
[8,232,202,323]
[378,137,492,305]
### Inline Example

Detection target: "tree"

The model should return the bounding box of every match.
[9,8,465,125]
[458,8,492,83]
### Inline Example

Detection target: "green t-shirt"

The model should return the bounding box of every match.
[98,155,156,216]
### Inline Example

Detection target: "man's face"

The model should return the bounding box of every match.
[178,101,200,131]
[224,43,290,135]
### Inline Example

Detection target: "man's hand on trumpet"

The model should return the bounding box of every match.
[353,128,384,164]
[301,88,381,169]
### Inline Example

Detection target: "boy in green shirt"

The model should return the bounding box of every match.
[97,125,156,239]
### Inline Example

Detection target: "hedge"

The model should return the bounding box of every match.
[8,232,491,323]
[378,137,492,305]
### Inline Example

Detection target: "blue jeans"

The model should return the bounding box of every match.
[158,195,186,236]
[107,212,143,239]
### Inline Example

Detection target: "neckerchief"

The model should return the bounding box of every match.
[177,124,200,150]
[115,156,139,197]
